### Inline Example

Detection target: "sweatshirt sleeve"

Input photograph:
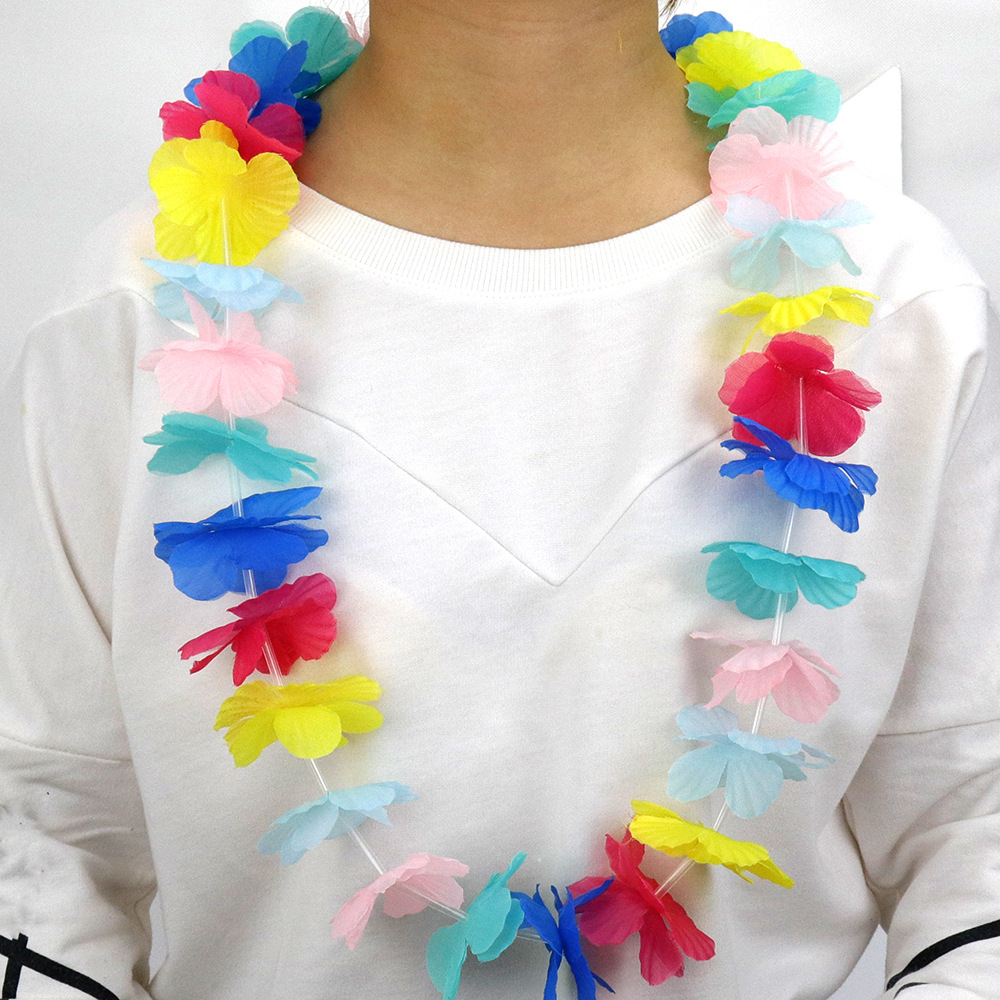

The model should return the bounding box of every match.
[0,292,157,1000]
[844,288,1000,1000]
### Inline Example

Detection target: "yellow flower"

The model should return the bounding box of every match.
[215,677,383,767]
[149,121,299,265]
[629,800,794,888]
[676,31,802,92]
[722,287,878,348]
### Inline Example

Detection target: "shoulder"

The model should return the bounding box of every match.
[57,195,162,315]
[840,170,987,317]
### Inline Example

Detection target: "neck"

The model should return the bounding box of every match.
[295,0,711,248]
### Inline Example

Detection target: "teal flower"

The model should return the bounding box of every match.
[702,541,865,619]
[144,412,317,483]
[425,854,526,1000]
[688,69,841,131]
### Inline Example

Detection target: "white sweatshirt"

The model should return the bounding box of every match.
[1,174,998,1000]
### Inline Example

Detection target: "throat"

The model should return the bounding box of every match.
[294,0,713,248]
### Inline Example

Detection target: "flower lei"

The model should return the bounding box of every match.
[141,8,882,996]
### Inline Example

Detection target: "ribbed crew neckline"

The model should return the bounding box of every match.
[290,184,733,295]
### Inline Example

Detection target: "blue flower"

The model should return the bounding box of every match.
[153,486,328,601]
[426,853,527,1000]
[185,36,322,135]
[143,260,302,320]
[661,12,733,58]
[228,37,322,134]
[144,413,318,483]
[721,417,877,532]
[687,69,841,130]
[667,705,831,819]
[702,541,865,619]
[726,195,873,292]
[258,783,417,865]
[512,883,616,1000]
[230,7,361,93]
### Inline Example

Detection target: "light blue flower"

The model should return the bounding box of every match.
[721,417,877,532]
[668,705,832,818]
[702,541,865,619]
[144,259,302,320]
[258,783,417,865]
[726,195,873,292]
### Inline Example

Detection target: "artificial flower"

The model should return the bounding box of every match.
[702,541,865,619]
[667,705,832,819]
[148,121,299,265]
[226,37,322,135]
[660,12,732,58]
[259,783,417,865]
[719,331,882,456]
[569,833,715,984]
[426,853,527,1000]
[688,70,842,132]
[144,259,302,320]
[720,286,877,343]
[726,195,872,291]
[153,486,328,601]
[676,30,802,92]
[139,291,297,417]
[721,417,878,532]
[693,631,840,723]
[180,572,337,683]
[161,70,305,162]
[214,675,382,766]
[510,883,615,1000]
[344,11,370,45]
[144,412,317,483]
[230,6,362,94]
[629,801,793,887]
[710,106,850,220]
[331,854,469,949]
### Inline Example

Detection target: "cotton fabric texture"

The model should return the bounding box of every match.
[1,172,998,1000]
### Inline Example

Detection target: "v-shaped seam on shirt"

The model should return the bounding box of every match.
[288,398,725,587]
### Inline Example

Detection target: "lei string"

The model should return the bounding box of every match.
[139,10,884,996]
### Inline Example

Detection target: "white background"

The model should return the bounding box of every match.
[2,2,998,996]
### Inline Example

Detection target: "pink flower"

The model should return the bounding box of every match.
[693,631,841,724]
[139,292,297,417]
[344,11,370,45]
[180,573,338,685]
[331,854,469,950]
[719,331,881,456]
[569,833,714,985]
[710,106,851,220]
[160,70,305,163]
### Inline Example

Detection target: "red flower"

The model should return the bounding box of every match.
[568,833,714,984]
[719,331,881,456]
[180,573,337,685]
[160,70,305,163]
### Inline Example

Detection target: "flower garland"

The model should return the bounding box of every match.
[140,8,882,997]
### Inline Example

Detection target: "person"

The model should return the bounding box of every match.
[1,2,997,998]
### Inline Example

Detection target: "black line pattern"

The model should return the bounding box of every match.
[886,918,1000,990]
[0,933,119,999]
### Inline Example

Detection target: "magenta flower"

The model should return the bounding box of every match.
[569,833,714,984]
